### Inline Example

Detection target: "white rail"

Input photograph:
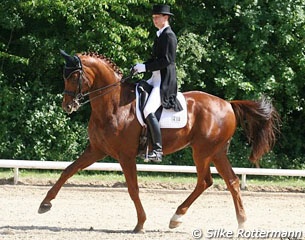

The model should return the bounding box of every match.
[0,159,304,189]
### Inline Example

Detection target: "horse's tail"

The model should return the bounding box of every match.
[230,97,280,163]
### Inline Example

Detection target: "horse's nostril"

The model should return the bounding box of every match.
[63,104,72,114]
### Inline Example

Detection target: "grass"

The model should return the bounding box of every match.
[246,177,305,188]
[0,169,199,184]
[0,169,304,190]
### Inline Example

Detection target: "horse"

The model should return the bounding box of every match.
[38,50,280,233]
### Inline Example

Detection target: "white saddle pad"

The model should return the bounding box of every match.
[135,87,187,129]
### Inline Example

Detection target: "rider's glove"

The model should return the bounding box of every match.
[133,63,146,73]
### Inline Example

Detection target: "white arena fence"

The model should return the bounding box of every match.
[0,159,305,189]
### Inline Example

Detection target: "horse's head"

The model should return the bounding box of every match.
[60,50,125,114]
[60,49,92,114]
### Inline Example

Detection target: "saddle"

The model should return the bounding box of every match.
[135,81,187,156]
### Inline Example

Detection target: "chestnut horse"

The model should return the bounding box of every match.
[38,51,279,233]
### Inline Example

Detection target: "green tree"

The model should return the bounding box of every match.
[0,0,304,169]
[175,0,305,168]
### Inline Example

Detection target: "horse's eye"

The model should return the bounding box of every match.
[68,73,79,83]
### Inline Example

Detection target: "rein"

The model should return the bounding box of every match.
[63,68,133,108]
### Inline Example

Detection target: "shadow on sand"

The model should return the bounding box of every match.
[0,225,186,235]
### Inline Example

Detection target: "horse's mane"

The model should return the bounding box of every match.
[81,52,123,77]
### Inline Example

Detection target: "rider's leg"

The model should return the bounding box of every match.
[137,81,151,113]
[143,86,163,163]
[145,113,163,162]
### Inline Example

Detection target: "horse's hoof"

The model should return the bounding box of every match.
[169,213,183,229]
[169,220,182,229]
[238,222,246,229]
[38,202,52,214]
[133,225,145,234]
[132,228,145,234]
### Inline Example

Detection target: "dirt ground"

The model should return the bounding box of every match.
[0,181,304,240]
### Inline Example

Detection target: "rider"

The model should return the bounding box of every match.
[133,4,183,163]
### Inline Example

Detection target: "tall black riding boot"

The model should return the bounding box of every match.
[145,113,163,163]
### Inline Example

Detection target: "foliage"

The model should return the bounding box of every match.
[175,0,305,168]
[0,74,88,160]
[1,0,304,169]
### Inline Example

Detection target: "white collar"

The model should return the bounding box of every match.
[156,25,169,37]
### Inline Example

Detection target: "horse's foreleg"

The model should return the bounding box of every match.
[120,158,146,233]
[169,155,213,229]
[213,154,247,228]
[38,146,105,214]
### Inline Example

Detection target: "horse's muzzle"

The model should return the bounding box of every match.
[62,99,80,114]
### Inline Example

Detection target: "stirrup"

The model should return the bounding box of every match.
[144,149,163,163]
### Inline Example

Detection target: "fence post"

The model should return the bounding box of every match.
[14,167,19,185]
[241,174,246,190]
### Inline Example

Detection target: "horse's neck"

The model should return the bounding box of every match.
[88,61,135,119]
[89,81,135,119]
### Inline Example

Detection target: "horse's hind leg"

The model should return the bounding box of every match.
[38,145,106,214]
[169,150,213,229]
[213,152,247,228]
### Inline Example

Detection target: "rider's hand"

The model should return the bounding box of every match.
[133,63,146,73]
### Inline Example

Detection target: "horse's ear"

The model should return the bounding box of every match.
[59,49,75,66]
[60,49,70,58]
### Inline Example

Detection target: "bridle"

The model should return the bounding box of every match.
[63,57,133,109]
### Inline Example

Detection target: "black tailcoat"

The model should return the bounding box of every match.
[145,26,183,111]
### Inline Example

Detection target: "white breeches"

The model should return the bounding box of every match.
[143,71,161,119]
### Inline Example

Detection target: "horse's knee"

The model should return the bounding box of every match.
[61,165,77,179]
